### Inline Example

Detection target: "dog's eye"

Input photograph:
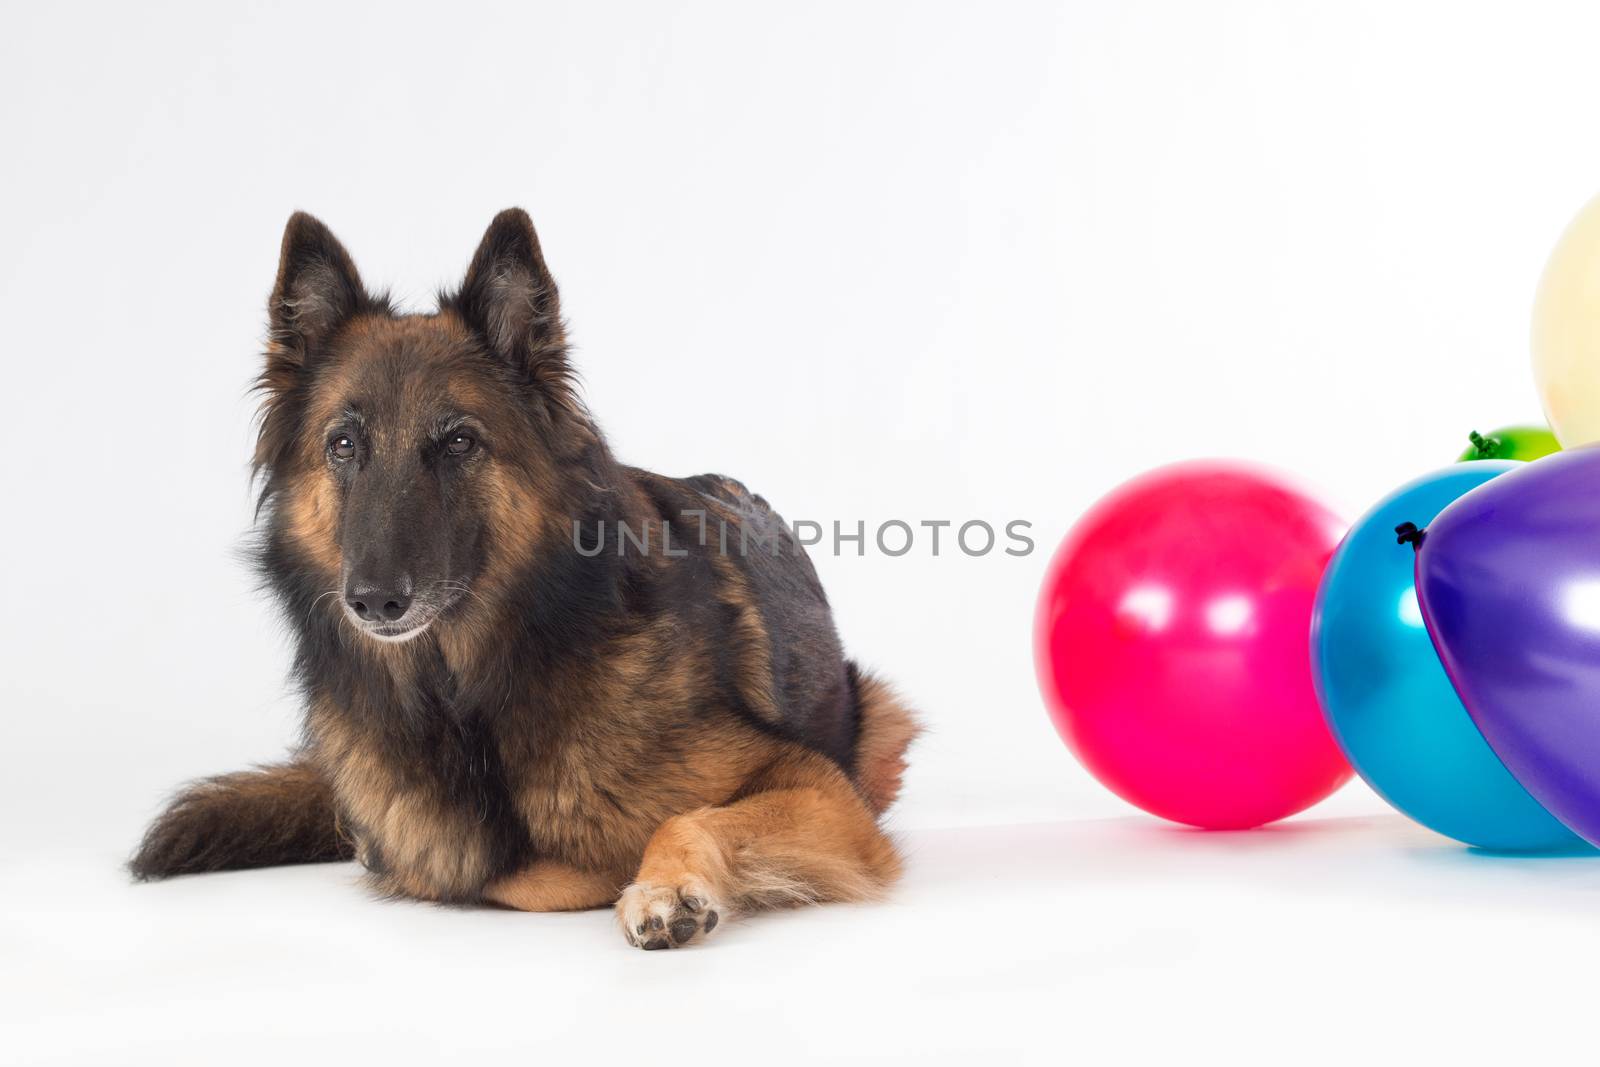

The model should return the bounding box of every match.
[446,433,476,457]
[329,435,356,462]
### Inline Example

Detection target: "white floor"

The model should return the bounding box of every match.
[5,814,1598,1065]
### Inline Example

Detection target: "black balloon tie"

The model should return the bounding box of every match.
[1394,522,1426,552]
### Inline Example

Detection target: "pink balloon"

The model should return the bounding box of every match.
[1035,461,1351,829]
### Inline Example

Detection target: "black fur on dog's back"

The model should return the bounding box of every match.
[630,469,858,765]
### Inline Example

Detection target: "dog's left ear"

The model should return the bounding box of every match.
[453,208,568,376]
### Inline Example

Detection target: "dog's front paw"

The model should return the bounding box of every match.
[616,878,724,950]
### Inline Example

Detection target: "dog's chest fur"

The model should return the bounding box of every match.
[307,678,526,901]
[306,650,770,903]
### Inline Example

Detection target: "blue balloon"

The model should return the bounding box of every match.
[1311,463,1584,851]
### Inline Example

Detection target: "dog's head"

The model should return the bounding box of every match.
[255,209,596,644]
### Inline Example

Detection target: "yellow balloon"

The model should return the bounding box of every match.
[1533,192,1600,447]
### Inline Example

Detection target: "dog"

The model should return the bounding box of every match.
[130,209,920,948]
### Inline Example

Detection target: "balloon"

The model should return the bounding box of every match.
[1035,461,1351,830]
[1533,192,1600,447]
[1312,463,1581,851]
[1416,446,1600,848]
[1456,426,1561,463]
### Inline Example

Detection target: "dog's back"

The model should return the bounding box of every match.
[628,469,852,757]
[635,468,918,812]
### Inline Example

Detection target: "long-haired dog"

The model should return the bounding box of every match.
[130,209,920,948]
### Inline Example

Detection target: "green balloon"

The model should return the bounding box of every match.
[1457,425,1562,463]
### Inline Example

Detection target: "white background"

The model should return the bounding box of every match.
[5,2,1600,1063]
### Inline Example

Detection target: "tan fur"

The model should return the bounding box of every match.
[705,550,783,726]
[850,669,923,815]
[499,654,776,882]
[309,700,496,901]
[283,472,342,575]
[483,861,621,912]
[614,746,902,946]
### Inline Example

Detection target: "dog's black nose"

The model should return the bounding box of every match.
[347,587,412,623]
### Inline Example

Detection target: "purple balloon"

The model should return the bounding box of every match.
[1414,445,1600,847]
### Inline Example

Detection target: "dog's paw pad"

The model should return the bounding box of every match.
[617,879,724,949]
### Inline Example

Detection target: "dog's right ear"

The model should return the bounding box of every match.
[267,212,367,358]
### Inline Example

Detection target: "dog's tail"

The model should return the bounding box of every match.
[846,662,922,817]
[129,757,353,880]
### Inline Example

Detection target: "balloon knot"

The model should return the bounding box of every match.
[1468,430,1496,458]
[1394,522,1426,551]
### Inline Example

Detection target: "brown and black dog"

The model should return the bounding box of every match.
[130,209,919,948]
